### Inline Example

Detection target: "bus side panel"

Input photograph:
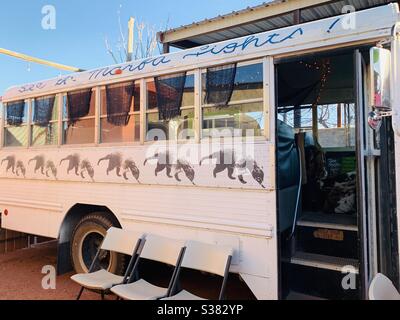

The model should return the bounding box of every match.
[0,178,277,299]
[0,142,276,298]
[0,142,272,189]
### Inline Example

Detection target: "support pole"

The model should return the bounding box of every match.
[312,104,319,141]
[163,43,170,54]
[127,17,135,62]
[0,48,84,72]
[337,103,342,128]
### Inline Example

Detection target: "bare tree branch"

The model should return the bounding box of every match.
[117,4,128,57]
[104,35,119,64]
[103,7,165,64]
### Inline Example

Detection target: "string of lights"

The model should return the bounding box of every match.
[299,58,332,109]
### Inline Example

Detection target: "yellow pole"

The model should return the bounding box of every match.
[127,17,135,62]
[0,48,84,72]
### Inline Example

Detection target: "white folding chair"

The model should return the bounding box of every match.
[369,273,400,300]
[111,234,186,300]
[71,227,143,300]
[163,241,233,300]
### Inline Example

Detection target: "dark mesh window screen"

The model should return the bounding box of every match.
[106,82,135,126]
[6,100,25,126]
[33,96,55,127]
[67,89,93,125]
[205,63,237,107]
[155,72,187,121]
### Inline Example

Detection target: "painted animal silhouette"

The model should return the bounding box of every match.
[200,150,265,188]
[1,156,16,173]
[98,153,123,177]
[235,158,265,188]
[144,152,173,178]
[29,155,45,175]
[45,161,57,179]
[80,160,95,181]
[16,161,26,178]
[60,154,80,176]
[200,150,236,180]
[122,159,140,182]
[144,152,195,184]
[175,159,195,185]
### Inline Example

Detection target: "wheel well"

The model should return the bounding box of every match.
[57,204,121,275]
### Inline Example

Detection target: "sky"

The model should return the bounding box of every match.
[0,0,265,95]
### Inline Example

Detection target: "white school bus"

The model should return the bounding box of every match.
[1,3,400,300]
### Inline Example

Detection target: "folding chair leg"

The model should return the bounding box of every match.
[77,287,84,300]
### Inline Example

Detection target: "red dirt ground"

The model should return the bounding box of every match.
[0,242,99,300]
[0,241,255,300]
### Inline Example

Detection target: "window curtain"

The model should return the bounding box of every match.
[33,96,55,127]
[155,72,187,121]
[106,82,135,126]
[67,89,93,125]
[6,100,25,126]
[205,63,237,107]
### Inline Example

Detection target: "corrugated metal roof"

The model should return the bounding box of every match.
[173,11,297,48]
[165,0,288,34]
[160,0,394,49]
[301,0,386,22]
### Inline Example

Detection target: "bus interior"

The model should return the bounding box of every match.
[276,49,361,300]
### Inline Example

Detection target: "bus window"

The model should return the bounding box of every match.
[146,73,195,141]
[4,100,29,147]
[202,62,264,138]
[63,89,96,145]
[278,103,356,149]
[31,95,59,146]
[100,82,140,144]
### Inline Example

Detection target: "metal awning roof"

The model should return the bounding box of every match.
[158,0,396,50]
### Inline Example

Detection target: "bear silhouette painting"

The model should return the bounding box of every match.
[122,159,140,183]
[45,160,57,179]
[60,154,80,176]
[144,152,195,185]
[98,153,123,177]
[1,155,16,174]
[80,160,95,181]
[200,150,265,188]
[29,155,45,175]
[16,161,26,178]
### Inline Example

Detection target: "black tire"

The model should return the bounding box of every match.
[71,213,126,275]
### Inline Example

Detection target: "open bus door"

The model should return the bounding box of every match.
[355,44,400,299]
[354,49,371,300]
[277,46,399,300]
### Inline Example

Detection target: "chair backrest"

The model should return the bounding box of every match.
[139,234,185,266]
[101,227,143,256]
[181,241,233,277]
[369,273,400,300]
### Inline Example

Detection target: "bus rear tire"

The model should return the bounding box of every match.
[71,213,126,275]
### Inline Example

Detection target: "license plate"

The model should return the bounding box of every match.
[313,229,344,241]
